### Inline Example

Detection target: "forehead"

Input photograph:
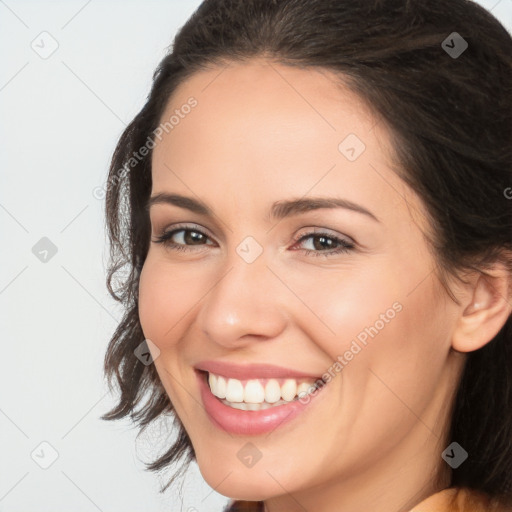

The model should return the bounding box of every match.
[154,58,379,162]
[150,58,424,228]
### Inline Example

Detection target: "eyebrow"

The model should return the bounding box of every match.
[146,193,380,223]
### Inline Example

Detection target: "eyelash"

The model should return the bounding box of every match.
[152,224,355,258]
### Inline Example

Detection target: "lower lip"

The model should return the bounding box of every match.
[196,371,323,436]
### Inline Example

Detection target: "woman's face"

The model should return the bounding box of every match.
[139,59,464,506]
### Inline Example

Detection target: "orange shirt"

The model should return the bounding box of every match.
[225,487,512,511]
[409,487,512,512]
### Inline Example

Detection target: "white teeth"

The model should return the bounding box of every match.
[216,376,227,399]
[225,401,249,411]
[209,373,227,399]
[264,379,281,403]
[206,372,321,405]
[297,382,312,398]
[208,372,216,391]
[225,378,244,402]
[244,380,265,403]
[281,379,297,401]
[223,400,274,411]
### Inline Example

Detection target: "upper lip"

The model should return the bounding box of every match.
[194,360,322,380]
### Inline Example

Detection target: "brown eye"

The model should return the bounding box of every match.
[152,225,215,251]
[292,231,355,258]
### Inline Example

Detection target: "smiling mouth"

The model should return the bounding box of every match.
[200,370,324,411]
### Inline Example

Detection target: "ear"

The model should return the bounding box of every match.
[451,263,512,353]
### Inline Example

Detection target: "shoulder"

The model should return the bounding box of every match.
[410,486,512,512]
[454,487,512,512]
[222,488,512,512]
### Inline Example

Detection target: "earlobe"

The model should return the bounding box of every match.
[451,267,512,353]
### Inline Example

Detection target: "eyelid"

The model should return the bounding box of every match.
[293,226,354,244]
[149,209,228,242]
[154,223,354,247]
[156,221,217,241]
[291,228,356,257]
[153,222,357,260]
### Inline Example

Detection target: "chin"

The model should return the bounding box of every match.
[194,447,290,501]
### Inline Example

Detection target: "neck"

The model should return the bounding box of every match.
[262,354,464,512]
[264,439,451,512]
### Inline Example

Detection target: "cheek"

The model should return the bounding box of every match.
[335,271,451,421]
[291,261,404,359]
[137,256,203,413]
[138,255,199,348]
[306,255,448,392]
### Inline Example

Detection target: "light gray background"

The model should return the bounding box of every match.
[1,1,511,511]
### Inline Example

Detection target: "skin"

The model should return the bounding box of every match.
[138,58,512,512]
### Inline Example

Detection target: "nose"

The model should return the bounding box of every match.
[196,249,289,349]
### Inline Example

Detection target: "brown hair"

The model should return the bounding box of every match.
[100,0,512,504]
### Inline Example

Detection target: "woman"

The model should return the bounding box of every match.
[100,1,512,510]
